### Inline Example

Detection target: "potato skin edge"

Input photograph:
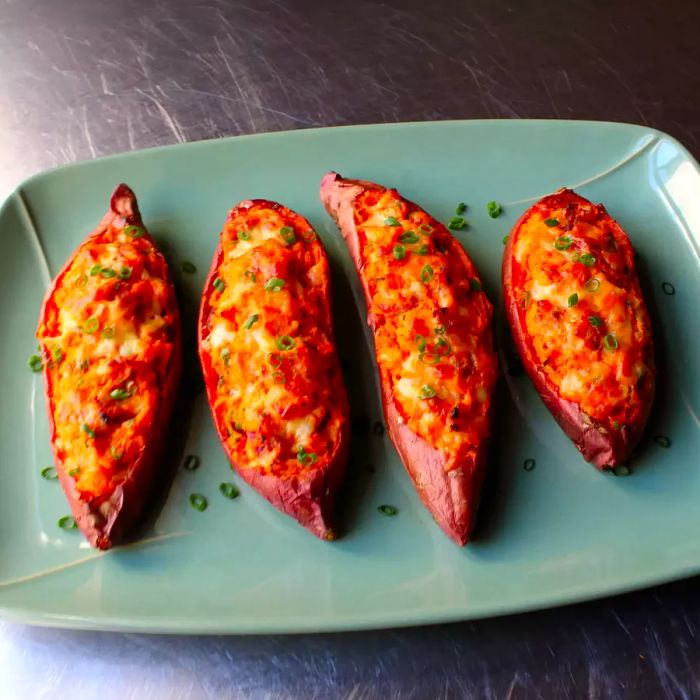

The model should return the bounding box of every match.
[502,189,655,469]
[39,183,182,550]
[197,199,350,540]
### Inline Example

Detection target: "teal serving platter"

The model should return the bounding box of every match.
[1,120,699,633]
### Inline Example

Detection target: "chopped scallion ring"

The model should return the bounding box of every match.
[393,245,406,260]
[420,265,434,283]
[82,316,99,334]
[419,384,436,399]
[124,225,145,239]
[584,277,600,292]
[384,216,400,226]
[28,354,43,373]
[219,482,240,499]
[378,504,398,516]
[486,201,502,218]
[275,335,296,351]
[554,236,572,251]
[264,277,285,292]
[544,218,559,227]
[280,226,296,244]
[213,277,225,293]
[603,333,618,351]
[399,231,419,244]
[57,515,77,530]
[567,293,579,307]
[243,314,259,330]
[189,493,207,511]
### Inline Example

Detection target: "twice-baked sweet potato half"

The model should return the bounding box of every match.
[36,184,182,549]
[503,188,655,468]
[198,199,350,540]
[321,172,498,546]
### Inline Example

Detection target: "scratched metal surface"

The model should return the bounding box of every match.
[1,0,700,698]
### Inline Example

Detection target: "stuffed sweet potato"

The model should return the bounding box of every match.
[503,188,655,468]
[321,172,498,545]
[36,184,181,549]
[197,199,350,540]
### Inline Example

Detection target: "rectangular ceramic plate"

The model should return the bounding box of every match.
[1,120,699,633]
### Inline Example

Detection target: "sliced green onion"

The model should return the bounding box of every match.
[245,269,257,283]
[118,265,133,280]
[419,224,434,235]
[567,293,579,307]
[184,455,200,471]
[435,337,452,356]
[384,216,400,226]
[124,225,145,239]
[243,314,259,330]
[180,261,196,274]
[219,482,240,499]
[57,515,77,530]
[469,278,482,292]
[264,277,285,292]
[81,424,95,439]
[76,274,88,287]
[486,201,502,218]
[661,282,675,296]
[416,244,428,255]
[393,245,406,260]
[502,235,509,245]
[455,202,467,215]
[523,458,536,471]
[28,354,43,372]
[301,229,317,242]
[580,253,596,267]
[220,347,230,365]
[448,216,466,230]
[82,316,99,334]
[612,465,631,476]
[267,352,283,368]
[272,371,286,384]
[280,226,296,244]
[654,435,671,448]
[213,277,225,293]
[419,352,439,365]
[100,268,116,279]
[52,346,63,362]
[399,231,419,244]
[110,447,124,461]
[420,265,434,283]
[603,333,618,350]
[378,504,398,516]
[584,277,601,293]
[237,230,251,241]
[297,446,318,466]
[419,384,436,399]
[41,466,58,480]
[414,334,427,352]
[276,335,296,351]
[89,264,102,276]
[109,387,131,401]
[68,468,80,477]
[589,315,603,327]
[189,493,208,511]
[544,218,559,227]
[101,327,115,339]
[554,236,572,251]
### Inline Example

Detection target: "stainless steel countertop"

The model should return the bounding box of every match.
[1,0,699,697]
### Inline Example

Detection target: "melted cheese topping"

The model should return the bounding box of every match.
[37,221,177,500]
[354,188,497,469]
[200,202,347,478]
[511,191,653,428]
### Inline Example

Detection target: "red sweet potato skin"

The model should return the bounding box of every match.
[38,184,182,550]
[197,199,350,540]
[502,189,655,469]
[321,172,496,545]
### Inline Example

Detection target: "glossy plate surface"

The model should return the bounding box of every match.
[1,120,699,633]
